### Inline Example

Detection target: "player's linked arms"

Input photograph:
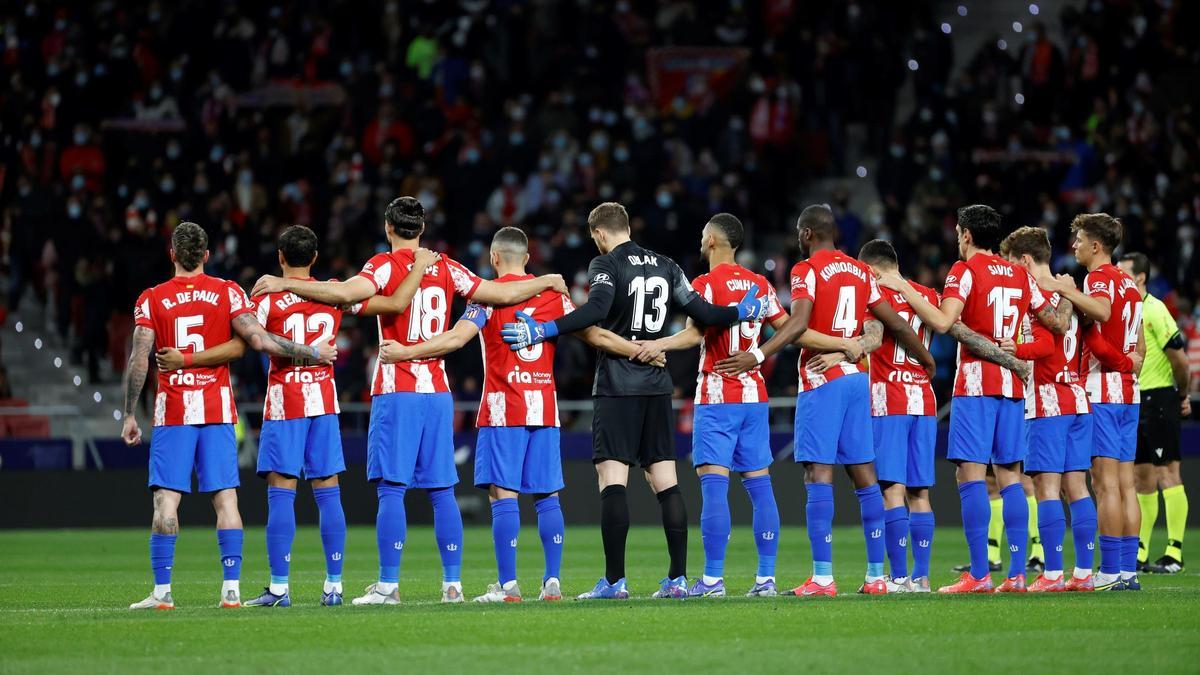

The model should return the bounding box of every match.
[474,274,569,307]
[630,322,702,364]
[121,325,156,446]
[231,313,337,364]
[948,322,1031,380]
[155,337,247,371]
[579,327,667,368]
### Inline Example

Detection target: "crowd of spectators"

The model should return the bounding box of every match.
[1,0,1197,423]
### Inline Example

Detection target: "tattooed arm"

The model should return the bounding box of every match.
[1031,297,1072,334]
[947,322,1032,380]
[122,326,156,445]
[860,319,884,354]
[231,313,337,364]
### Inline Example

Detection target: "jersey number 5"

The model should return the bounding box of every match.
[175,315,205,352]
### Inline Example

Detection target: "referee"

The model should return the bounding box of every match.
[1119,253,1192,574]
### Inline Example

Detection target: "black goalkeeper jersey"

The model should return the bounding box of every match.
[554,240,739,397]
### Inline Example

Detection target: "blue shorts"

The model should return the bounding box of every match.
[947,396,1026,466]
[693,403,772,472]
[148,424,238,493]
[872,415,937,488]
[1026,414,1093,474]
[367,392,458,488]
[474,426,564,494]
[794,373,873,466]
[258,414,345,479]
[1092,403,1140,462]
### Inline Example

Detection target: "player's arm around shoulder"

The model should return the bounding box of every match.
[356,248,442,316]
[877,268,961,333]
[472,273,568,306]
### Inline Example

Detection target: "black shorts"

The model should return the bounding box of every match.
[1135,387,1181,465]
[592,395,676,468]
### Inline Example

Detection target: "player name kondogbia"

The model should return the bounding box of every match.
[819,260,868,282]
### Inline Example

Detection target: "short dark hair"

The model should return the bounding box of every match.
[1072,212,1123,253]
[858,239,899,269]
[706,213,744,250]
[171,221,208,271]
[278,225,318,268]
[957,204,1004,252]
[1001,226,1052,264]
[587,202,631,233]
[491,226,529,260]
[797,204,837,242]
[1119,251,1149,277]
[384,196,425,239]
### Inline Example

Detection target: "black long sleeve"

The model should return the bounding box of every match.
[680,295,739,327]
[552,256,617,335]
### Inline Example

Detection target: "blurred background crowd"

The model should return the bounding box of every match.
[1,0,1198,429]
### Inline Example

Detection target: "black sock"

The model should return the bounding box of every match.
[600,485,629,584]
[657,485,688,579]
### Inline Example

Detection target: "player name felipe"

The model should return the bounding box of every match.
[159,289,222,309]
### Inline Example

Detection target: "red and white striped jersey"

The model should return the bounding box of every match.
[692,264,787,405]
[134,274,252,427]
[1017,290,1090,419]
[356,249,481,396]
[1082,263,1142,405]
[791,250,883,392]
[943,253,1046,400]
[464,275,574,427]
[869,283,938,417]
[254,280,362,421]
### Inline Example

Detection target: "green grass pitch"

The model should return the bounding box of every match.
[1,525,1198,673]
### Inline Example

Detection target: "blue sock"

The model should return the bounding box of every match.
[806,483,834,577]
[216,529,243,581]
[959,480,991,579]
[1037,500,1066,573]
[429,487,463,582]
[490,498,520,584]
[1121,535,1139,575]
[1099,535,1122,575]
[999,483,1028,579]
[313,486,346,582]
[376,483,407,583]
[856,485,886,578]
[1069,497,1097,572]
[699,473,731,579]
[265,487,297,585]
[884,506,909,579]
[535,496,564,581]
[743,475,779,578]
[909,511,935,579]
[149,534,176,585]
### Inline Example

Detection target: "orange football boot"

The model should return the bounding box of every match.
[937,571,994,594]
